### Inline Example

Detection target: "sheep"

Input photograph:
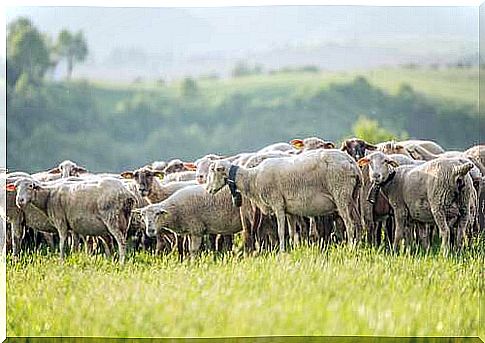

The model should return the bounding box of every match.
[136,185,242,255]
[205,149,363,252]
[378,139,444,160]
[290,137,336,152]
[399,139,445,156]
[3,161,88,256]
[257,142,295,154]
[340,138,377,161]
[162,171,196,183]
[376,141,412,157]
[358,151,475,255]
[120,167,197,204]
[12,177,136,263]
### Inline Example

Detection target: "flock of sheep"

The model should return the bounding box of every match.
[1,137,484,263]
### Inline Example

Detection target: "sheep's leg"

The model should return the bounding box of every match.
[176,234,185,262]
[275,209,286,252]
[189,235,202,256]
[431,207,451,256]
[335,200,359,247]
[393,210,408,253]
[58,230,68,260]
[11,220,23,257]
[106,230,126,264]
[286,215,299,248]
[71,232,81,253]
[417,223,430,252]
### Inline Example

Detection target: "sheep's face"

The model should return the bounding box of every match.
[138,206,169,237]
[378,141,409,157]
[195,159,211,184]
[205,161,231,194]
[14,178,41,209]
[59,160,87,178]
[164,159,185,174]
[358,152,399,185]
[121,168,164,197]
[304,137,335,151]
[341,138,376,161]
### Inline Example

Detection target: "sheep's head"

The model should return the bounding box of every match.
[378,141,410,157]
[195,154,223,184]
[134,205,170,238]
[358,151,399,185]
[163,159,197,174]
[11,178,42,209]
[47,160,88,178]
[340,138,377,161]
[205,160,232,195]
[290,137,335,152]
[121,167,164,197]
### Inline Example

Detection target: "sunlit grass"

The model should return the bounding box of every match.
[6,244,482,337]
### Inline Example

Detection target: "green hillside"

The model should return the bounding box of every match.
[7,67,481,173]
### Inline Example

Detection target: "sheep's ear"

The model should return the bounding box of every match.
[47,167,61,174]
[453,162,474,177]
[75,166,88,174]
[120,171,134,179]
[365,143,377,151]
[324,141,335,149]
[6,183,16,192]
[155,207,168,216]
[386,159,399,168]
[357,157,370,167]
[154,171,165,180]
[290,139,304,150]
[183,162,197,171]
[340,141,350,152]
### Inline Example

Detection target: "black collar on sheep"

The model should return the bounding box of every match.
[367,170,396,204]
[227,165,242,207]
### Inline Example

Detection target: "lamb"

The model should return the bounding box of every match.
[12,177,136,263]
[137,186,242,255]
[358,151,475,255]
[205,149,363,251]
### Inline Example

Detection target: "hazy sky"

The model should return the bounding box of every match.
[5,6,478,80]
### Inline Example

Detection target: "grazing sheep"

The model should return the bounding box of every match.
[12,177,136,263]
[137,186,242,255]
[358,151,475,255]
[205,149,363,251]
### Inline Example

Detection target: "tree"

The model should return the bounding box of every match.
[7,17,51,86]
[351,116,407,144]
[180,77,198,97]
[56,29,88,79]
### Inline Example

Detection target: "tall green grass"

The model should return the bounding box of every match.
[6,245,483,337]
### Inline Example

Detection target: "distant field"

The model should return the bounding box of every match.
[6,246,483,337]
[89,67,478,109]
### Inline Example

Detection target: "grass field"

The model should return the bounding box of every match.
[89,67,478,110]
[6,245,483,338]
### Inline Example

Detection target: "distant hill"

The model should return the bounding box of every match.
[7,67,481,173]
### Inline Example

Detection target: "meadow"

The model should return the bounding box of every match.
[6,245,484,338]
